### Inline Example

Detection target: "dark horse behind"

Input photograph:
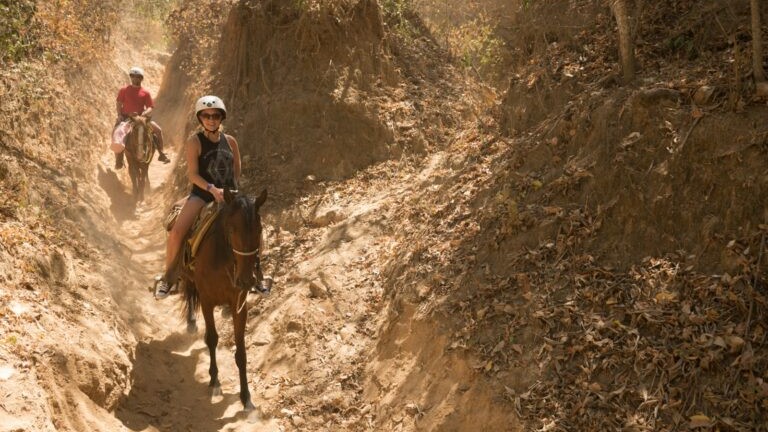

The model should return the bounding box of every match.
[173,188,268,411]
[124,116,155,202]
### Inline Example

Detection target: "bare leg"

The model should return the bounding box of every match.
[156,196,206,299]
[166,197,206,271]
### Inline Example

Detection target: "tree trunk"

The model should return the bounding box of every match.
[611,0,635,84]
[750,0,768,97]
[751,0,765,82]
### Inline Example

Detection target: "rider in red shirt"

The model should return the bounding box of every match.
[113,66,170,169]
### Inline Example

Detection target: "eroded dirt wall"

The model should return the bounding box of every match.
[0,37,141,432]
[214,0,396,186]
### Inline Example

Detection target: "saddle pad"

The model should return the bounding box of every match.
[183,202,220,271]
[164,202,183,232]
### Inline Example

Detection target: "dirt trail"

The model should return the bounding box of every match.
[6,3,768,431]
[84,38,277,428]
[101,119,397,432]
[97,136,282,431]
[100,105,471,432]
[1,7,505,431]
[123,98,289,432]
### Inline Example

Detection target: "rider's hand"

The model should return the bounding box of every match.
[211,186,224,203]
[205,183,224,202]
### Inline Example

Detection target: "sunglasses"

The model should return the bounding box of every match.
[199,113,222,121]
[129,74,143,78]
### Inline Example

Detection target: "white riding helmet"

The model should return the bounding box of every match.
[128,66,144,77]
[195,95,227,119]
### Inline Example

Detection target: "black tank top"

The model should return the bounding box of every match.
[191,131,236,201]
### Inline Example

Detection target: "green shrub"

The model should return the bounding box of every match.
[447,15,503,81]
[381,0,416,38]
[0,0,38,63]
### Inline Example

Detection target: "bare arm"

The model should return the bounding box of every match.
[185,135,206,190]
[141,107,154,117]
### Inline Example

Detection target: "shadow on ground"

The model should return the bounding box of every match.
[97,165,137,221]
[115,332,263,431]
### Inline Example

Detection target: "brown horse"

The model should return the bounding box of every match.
[124,116,155,202]
[178,188,268,411]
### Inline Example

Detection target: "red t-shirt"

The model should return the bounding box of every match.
[117,85,154,116]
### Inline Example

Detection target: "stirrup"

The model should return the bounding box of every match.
[250,276,273,296]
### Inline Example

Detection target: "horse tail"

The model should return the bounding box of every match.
[181,279,200,321]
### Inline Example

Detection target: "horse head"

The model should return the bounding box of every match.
[222,188,268,292]
[125,115,154,165]
[128,115,150,136]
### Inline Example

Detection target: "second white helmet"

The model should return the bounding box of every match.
[195,95,227,119]
[128,66,144,77]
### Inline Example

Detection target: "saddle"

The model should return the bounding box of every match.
[165,200,221,273]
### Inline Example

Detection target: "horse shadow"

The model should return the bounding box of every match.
[115,332,258,431]
[97,165,137,221]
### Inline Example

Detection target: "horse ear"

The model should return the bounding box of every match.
[224,188,235,204]
[254,188,267,209]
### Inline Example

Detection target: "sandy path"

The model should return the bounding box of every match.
[102,140,282,431]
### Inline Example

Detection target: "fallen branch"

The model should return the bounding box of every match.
[677,115,701,152]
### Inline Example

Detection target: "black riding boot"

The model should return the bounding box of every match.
[114,151,124,169]
[154,134,170,163]
[157,152,170,163]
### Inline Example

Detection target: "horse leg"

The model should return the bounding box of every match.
[136,166,142,202]
[143,165,150,197]
[128,164,139,202]
[201,302,221,396]
[233,301,255,410]
[138,166,146,202]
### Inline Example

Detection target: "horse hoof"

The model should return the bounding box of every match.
[243,400,256,412]
[186,321,197,334]
[212,386,222,397]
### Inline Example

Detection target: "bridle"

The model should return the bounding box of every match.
[232,246,259,256]
[229,234,262,314]
[225,206,262,290]
[219,190,269,312]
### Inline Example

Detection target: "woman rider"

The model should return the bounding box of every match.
[155,95,240,299]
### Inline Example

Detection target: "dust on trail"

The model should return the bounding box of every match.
[89,25,320,428]
[73,7,493,430]
[93,47,280,428]
[100,145,282,431]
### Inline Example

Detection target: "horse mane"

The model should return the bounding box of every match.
[125,116,152,155]
[208,193,257,268]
